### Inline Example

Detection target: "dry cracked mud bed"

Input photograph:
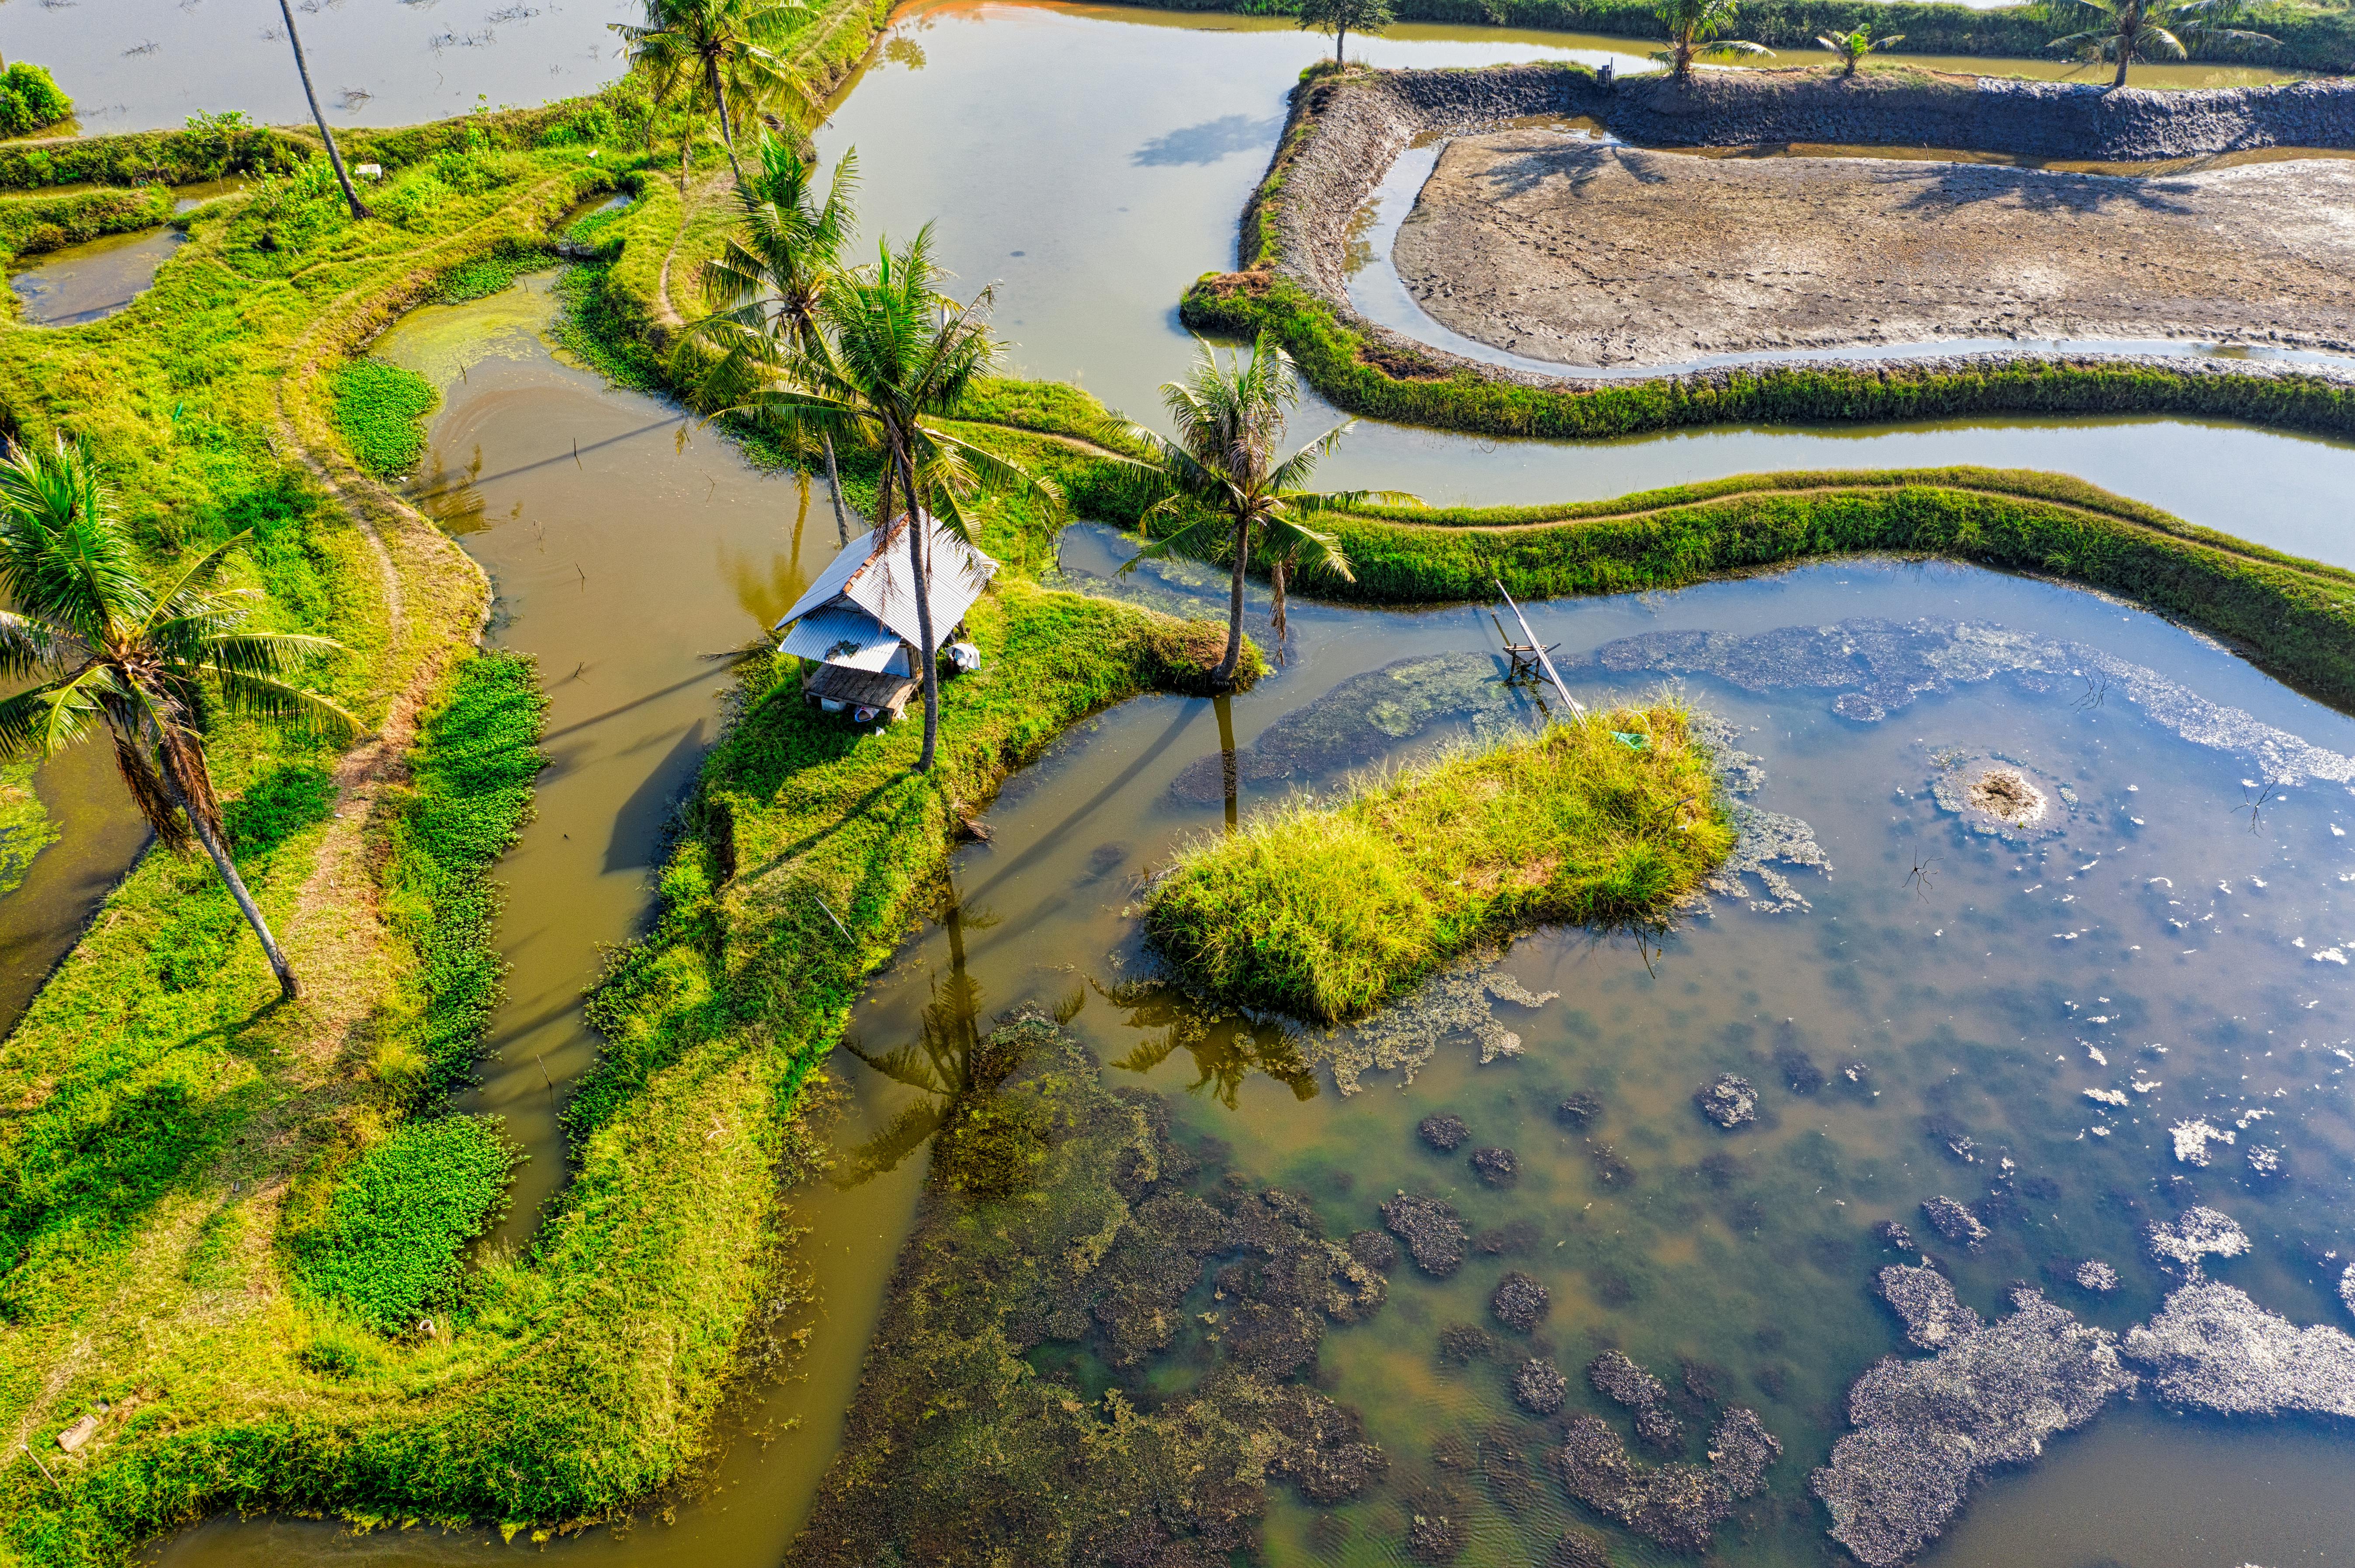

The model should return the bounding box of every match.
[1393,130,2355,367]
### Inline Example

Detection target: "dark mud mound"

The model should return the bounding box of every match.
[1809,1267,2134,1568]
[791,1017,1388,1568]
[1382,1190,1468,1278]
[1552,1399,1781,1553]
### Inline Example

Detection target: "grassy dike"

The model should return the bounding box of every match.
[1145,705,1736,1022]
[1100,0,2355,72]
[1179,61,2355,448]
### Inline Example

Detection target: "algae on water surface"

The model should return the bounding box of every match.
[791,1014,1393,1567]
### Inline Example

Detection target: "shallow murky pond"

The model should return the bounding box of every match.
[7,225,186,325]
[831,531,2355,1568]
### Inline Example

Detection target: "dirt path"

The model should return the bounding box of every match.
[1395,132,2355,369]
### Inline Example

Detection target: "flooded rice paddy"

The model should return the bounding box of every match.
[0,0,640,136]
[8,1,2337,1565]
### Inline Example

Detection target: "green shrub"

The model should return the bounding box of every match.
[329,358,440,478]
[292,1116,520,1332]
[0,62,73,139]
[1143,705,1733,1020]
[371,168,454,232]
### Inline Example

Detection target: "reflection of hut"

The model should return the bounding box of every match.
[774,515,996,724]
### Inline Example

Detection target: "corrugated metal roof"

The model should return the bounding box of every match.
[777,606,905,671]
[774,513,997,652]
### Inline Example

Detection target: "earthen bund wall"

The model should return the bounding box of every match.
[1256,67,2355,391]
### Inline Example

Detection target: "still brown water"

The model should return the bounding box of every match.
[76,3,2355,1566]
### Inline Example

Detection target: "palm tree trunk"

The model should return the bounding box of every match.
[822,430,850,548]
[158,764,301,1001]
[277,0,371,221]
[1212,514,1249,687]
[1269,553,1290,667]
[2113,47,2131,88]
[708,56,745,183]
[902,452,941,773]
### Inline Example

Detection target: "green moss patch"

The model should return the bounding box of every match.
[293,1115,520,1332]
[1146,705,1733,1021]
[329,357,440,479]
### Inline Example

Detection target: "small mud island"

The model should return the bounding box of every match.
[1396,137,2355,367]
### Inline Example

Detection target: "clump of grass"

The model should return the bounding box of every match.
[329,357,439,478]
[1144,704,1734,1022]
[293,1114,520,1332]
[0,61,72,139]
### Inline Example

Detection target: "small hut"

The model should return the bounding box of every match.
[774,515,997,724]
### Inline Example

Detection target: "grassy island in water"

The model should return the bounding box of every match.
[1145,706,1734,1022]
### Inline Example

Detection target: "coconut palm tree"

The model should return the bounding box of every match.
[1110,332,1408,690]
[711,228,1061,772]
[1653,0,1769,82]
[2047,0,2275,88]
[0,437,356,1001]
[694,134,861,548]
[275,0,370,220]
[612,0,815,184]
[1818,25,1906,76]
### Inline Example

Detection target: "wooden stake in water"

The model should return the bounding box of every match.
[1495,579,1585,719]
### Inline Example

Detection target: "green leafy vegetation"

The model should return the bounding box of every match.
[378,650,548,1097]
[329,359,440,479]
[0,61,73,140]
[0,185,173,264]
[292,1116,520,1332]
[0,759,59,896]
[1145,706,1734,1021]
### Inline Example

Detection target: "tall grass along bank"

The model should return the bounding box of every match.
[1145,707,1734,1022]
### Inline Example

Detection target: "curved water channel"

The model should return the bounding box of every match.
[15,1,2334,1564]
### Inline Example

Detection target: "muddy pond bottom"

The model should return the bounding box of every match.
[825,536,2355,1568]
[1394,131,2355,369]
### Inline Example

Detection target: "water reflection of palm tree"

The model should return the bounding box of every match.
[1212,691,1239,832]
[1099,978,1317,1109]
[836,893,999,1181]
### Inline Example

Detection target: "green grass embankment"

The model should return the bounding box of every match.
[1103,0,2355,71]
[1146,705,1735,1021]
[1182,270,2355,448]
[933,384,2355,714]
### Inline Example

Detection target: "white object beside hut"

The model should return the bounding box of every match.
[774,515,998,723]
